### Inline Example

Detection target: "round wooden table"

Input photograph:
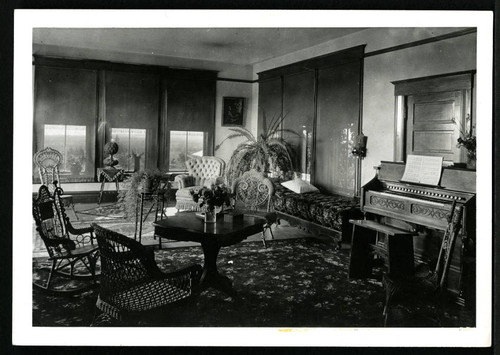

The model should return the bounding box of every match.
[153,212,266,300]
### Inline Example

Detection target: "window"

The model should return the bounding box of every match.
[111,128,147,172]
[44,124,86,173]
[169,131,205,171]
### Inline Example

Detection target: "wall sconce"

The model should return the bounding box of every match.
[352,133,367,159]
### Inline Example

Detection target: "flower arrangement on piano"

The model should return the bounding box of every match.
[453,115,476,165]
[191,184,232,212]
[456,134,476,160]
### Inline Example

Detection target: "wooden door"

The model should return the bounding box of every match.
[406,91,463,162]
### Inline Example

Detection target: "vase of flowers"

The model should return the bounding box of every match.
[191,185,231,223]
[457,135,476,169]
[453,115,476,170]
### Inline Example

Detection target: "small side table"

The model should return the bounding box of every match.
[134,178,172,242]
[97,167,124,205]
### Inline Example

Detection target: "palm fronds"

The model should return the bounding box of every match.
[217,111,296,185]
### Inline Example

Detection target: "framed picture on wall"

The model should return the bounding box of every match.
[222,97,245,126]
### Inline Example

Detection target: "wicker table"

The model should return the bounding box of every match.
[153,213,266,301]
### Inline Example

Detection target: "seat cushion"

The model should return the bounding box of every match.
[104,279,191,312]
[175,186,202,200]
[273,183,360,231]
[175,186,204,211]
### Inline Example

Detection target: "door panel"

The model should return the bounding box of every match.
[407,91,462,161]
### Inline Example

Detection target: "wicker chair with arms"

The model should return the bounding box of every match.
[382,202,464,326]
[92,224,202,325]
[231,169,277,248]
[174,156,226,211]
[33,184,99,295]
[34,147,79,220]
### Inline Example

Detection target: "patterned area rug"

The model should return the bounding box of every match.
[76,203,126,221]
[32,237,473,328]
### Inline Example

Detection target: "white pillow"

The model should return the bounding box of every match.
[281,178,319,194]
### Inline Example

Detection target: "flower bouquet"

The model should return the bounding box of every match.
[457,135,476,161]
[453,115,476,168]
[191,185,232,223]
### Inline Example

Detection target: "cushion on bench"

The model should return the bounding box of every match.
[273,183,361,232]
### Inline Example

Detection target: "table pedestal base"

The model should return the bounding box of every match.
[199,239,241,301]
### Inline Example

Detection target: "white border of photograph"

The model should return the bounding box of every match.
[13,9,493,347]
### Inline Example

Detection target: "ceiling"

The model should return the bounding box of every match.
[33,28,366,71]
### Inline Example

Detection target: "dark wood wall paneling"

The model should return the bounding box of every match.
[257,45,365,197]
[316,59,361,195]
[33,56,217,178]
[283,70,315,174]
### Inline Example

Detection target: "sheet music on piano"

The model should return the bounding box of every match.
[401,155,443,186]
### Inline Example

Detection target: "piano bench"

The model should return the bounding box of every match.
[348,219,418,279]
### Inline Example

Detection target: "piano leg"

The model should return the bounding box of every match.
[387,234,414,278]
[348,224,376,278]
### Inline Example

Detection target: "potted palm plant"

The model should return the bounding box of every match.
[216,112,297,185]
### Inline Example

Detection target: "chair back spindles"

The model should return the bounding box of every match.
[232,169,274,212]
[33,184,72,258]
[32,184,99,295]
[34,147,64,191]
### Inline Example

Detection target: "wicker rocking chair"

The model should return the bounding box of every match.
[231,169,277,248]
[34,147,79,220]
[92,224,202,326]
[33,184,99,295]
[382,202,464,326]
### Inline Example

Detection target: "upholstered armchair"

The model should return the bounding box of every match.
[174,156,226,211]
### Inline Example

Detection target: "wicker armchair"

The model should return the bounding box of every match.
[92,224,202,325]
[174,156,225,211]
[34,147,79,220]
[231,169,277,248]
[382,203,464,326]
[33,184,99,295]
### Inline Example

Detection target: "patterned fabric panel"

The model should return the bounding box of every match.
[273,184,360,231]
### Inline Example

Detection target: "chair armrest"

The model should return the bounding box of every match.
[45,237,76,251]
[174,174,195,189]
[66,221,95,246]
[149,263,203,291]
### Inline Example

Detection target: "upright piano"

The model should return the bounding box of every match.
[352,161,476,308]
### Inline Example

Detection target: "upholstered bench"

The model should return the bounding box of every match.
[272,183,362,249]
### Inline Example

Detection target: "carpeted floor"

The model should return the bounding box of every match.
[32,236,474,328]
